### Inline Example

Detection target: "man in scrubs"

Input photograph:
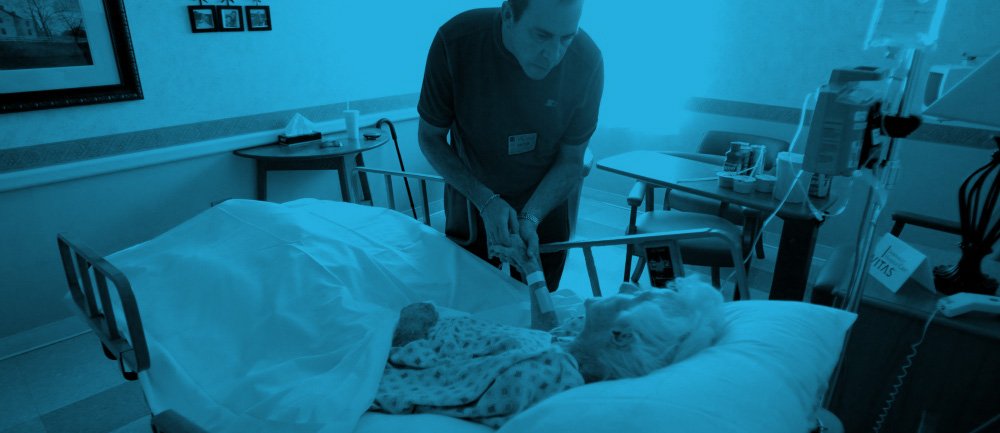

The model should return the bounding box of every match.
[418,0,604,290]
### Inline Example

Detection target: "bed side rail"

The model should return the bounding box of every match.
[355,168,748,299]
[56,233,150,380]
[354,166,479,247]
[539,228,749,300]
[354,166,443,224]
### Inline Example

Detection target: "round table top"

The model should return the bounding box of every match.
[234,127,389,161]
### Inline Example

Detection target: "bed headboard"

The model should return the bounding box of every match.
[56,233,149,380]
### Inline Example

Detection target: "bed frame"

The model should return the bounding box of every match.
[57,233,149,381]
[55,168,751,433]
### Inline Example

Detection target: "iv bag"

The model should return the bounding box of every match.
[865,0,949,49]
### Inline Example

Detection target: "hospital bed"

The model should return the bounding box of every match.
[56,172,855,433]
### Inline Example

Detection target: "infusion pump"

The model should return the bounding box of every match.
[803,67,885,177]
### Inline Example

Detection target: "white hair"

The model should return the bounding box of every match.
[568,277,724,382]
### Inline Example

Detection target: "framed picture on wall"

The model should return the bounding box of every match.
[217,6,243,32]
[188,5,218,33]
[0,0,142,114]
[245,6,271,31]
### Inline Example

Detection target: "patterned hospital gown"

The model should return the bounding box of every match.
[371,314,584,427]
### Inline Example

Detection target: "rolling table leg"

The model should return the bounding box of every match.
[339,154,373,205]
[769,218,821,300]
[255,163,268,201]
[335,157,354,203]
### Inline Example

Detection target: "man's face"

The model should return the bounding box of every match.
[501,0,583,80]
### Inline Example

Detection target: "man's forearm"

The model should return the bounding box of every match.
[522,157,583,220]
[418,131,494,209]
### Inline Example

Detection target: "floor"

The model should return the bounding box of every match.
[0,188,783,433]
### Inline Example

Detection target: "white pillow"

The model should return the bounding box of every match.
[498,301,856,433]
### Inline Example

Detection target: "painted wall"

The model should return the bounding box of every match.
[0,0,494,150]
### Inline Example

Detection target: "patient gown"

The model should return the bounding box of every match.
[371,309,584,427]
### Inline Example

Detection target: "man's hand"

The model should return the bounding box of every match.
[492,237,559,331]
[481,197,519,256]
[517,218,540,264]
[489,236,540,274]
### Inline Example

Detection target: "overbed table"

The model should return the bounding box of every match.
[234,127,389,203]
[597,150,833,301]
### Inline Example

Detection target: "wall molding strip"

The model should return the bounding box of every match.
[0,106,418,193]
[4,94,994,193]
[0,93,419,174]
[686,97,997,149]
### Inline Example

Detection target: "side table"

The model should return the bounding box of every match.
[233,127,389,203]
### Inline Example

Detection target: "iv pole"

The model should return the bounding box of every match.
[823,46,925,407]
[842,47,924,314]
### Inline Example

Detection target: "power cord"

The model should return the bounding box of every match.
[725,87,881,285]
[375,118,418,219]
[871,306,939,433]
[968,413,1000,433]
[723,90,818,282]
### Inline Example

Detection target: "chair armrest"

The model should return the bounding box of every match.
[627,181,648,208]
[890,211,961,237]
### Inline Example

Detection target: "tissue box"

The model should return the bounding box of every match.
[278,132,322,146]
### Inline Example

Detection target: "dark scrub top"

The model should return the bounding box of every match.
[418,7,604,207]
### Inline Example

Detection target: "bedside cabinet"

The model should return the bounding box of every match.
[828,281,1000,433]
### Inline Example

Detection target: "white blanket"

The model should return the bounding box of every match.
[107,199,531,433]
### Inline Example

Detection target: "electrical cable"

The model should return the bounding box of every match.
[725,86,880,287]
[787,88,820,155]
[871,306,940,433]
[722,87,883,286]
[375,118,418,220]
[722,90,818,282]
[968,413,1000,433]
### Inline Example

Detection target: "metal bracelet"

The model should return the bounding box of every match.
[479,193,501,212]
[518,212,542,226]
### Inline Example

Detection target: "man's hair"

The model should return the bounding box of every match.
[508,0,530,20]
[507,0,579,21]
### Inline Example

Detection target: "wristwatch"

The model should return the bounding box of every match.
[518,212,542,226]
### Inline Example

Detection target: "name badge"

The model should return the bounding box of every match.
[508,133,537,155]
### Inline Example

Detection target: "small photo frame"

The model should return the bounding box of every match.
[245,6,272,31]
[217,6,244,32]
[188,5,218,33]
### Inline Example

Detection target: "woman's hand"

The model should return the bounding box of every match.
[489,237,540,274]
[531,309,560,331]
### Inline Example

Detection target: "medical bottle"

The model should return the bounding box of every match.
[750,144,767,176]
[739,143,752,173]
[724,142,743,172]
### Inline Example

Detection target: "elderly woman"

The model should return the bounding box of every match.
[371,239,725,427]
